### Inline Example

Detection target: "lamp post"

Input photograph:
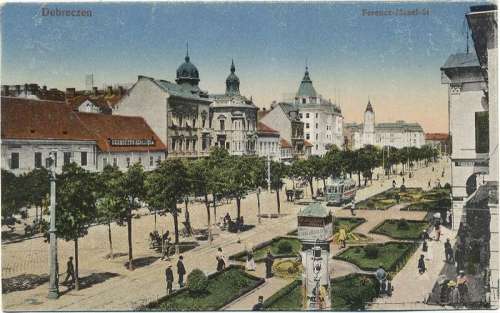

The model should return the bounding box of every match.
[267,153,271,193]
[47,151,59,299]
[312,243,322,310]
[257,187,262,224]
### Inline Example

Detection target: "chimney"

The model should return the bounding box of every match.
[15,85,21,96]
[107,86,113,96]
[66,88,76,98]
[92,86,98,96]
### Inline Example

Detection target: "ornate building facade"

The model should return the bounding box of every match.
[209,60,258,155]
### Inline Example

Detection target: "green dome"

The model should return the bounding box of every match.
[176,54,200,86]
[225,59,240,96]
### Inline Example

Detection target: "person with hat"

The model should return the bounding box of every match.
[456,270,468,305]
[63,256,75,287]
[216,247,226,272]
[418,254,426,274]
[177,255,186,288]
[444,239,453,263]
[252,295,264,310]
[165,262,174,295]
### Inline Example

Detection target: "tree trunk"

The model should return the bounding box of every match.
[108,222,113,259]
[204,193,211,242]
[74,238,80,290]
[308,178,314,198]
[236,197,241,220]
[276,188,281,214]
[322,178,326,189]
[212,194,217,224]
[358,172,361,187]
[173,208,180,244]
[35,206,38,222]
[154,210,157,233]
[127,210,134,270]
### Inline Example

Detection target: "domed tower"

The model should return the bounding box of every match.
[176,49,200,88]
[225,59,240,96]
[363,100,375,146]
[296,66,318,105]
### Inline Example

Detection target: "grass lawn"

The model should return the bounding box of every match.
[356,187,450,211]
[145,266,263,311]
[230,237,301,263]
[334,242,418,272]
[405,188,451,211]
[371,219,429,240]
[264,274,378,310]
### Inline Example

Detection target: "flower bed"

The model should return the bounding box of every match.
[370,219,429,240]
[229,237,301,263]
[142,265,264,311]
[263,274,378,310]
[334,241,418,273]
[356,187,425,210]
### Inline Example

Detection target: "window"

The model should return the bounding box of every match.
[475,111,489,153]
[315,113,318,118]
[302,98,306,104]
[138,157,142,165]
[10,153,19,169]
[103,157,108,167]
[202,118,206,128]
[192,119,196,128]
[306,123,310,129]
[63,152,71,166]
[150,156,154,166]
[226,142,230,149]
[172,139,176,151]
[126,157,130,168]
[316,123,318,129]
[192,139,196,151]
[113,158,117,167]
[81,152,87,166]
[156,156,161,165]
[186,140,190,151]
[306,113,310,118]
[220,120,225,131]
[306,133,310,140]
[315,144,318,150]
[34,152,42,168]
[316,134,319,140]
[299,113,303,119]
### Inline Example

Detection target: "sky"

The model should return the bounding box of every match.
[1,1,488,133]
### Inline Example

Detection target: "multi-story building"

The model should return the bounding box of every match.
[1,97,166,174]
[114,51,212,158]
[441,4,498,307]
[425,133,451,155]
[210,60,258,155]
[294,67,344,155]
[346,101,425,149]
[256,122,280,161]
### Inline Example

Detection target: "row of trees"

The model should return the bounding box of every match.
[1,145,439,290]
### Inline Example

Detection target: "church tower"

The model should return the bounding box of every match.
[362,100,375,146]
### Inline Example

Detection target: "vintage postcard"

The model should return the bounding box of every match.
[0,1,498,311]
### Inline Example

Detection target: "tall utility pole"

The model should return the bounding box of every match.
[47,151,59,299]
[267,153,271,193]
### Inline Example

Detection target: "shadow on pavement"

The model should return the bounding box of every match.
[2,273,49,294]
[124,256,160,269]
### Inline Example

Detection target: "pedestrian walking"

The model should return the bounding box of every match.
[63,256,75,287]
[457,270,468,305]
[435,224,441,241]
[177,255,186,288]
[428,180,431,189]
[392,180,396,188]
[350,201,356,216]
[418,254,426,274]
[246,248,256,271]
[444,239,454,263]
[165,262,174,295]
[265,251,274,278]
[252,296,264,311]
[216,247,226,271]
[402,177,405,185]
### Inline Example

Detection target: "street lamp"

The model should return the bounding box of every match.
[257,187,262,224]
[47,151,59,299]
[312,241,322,309]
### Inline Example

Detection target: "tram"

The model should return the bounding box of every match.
[325,177,357,206]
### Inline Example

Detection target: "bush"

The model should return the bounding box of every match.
[400,185,407,192]
[444,183,451,190]
[397,219,409,230]
[364,245,379,259]
[277,240,293,254]
[187,269,208,295]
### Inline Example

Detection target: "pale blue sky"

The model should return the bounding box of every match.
[1,2,487,132]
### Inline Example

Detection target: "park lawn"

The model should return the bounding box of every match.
[335,217,366,232]
[371,219,429,240]
[147,267,263,311]
[334,242,417,272]
[264,274,378,310]
[405,188,451,211]
[230,237,301,263]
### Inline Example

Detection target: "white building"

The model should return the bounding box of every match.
[346,101,425,150]
[209,60,258,155]
[256,122,280,161]
[114,51,212,158]
[1,97,166,174]
[294,67,344,155]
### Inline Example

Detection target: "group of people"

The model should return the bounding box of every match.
[443,270,469,306]
[164,255,186,295]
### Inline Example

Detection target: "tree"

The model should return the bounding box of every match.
[55,163,97,290]
[270,161,287,214]
[206,147,230,221]
[187,158,213,241]
[323,145,343,180]
[120,163,145,270]
[96,165,126,259]
[291,159,316,198]
[1,170,26,225]
[145,159,189,245]
[225,156,254,220]
[24,168,50,223]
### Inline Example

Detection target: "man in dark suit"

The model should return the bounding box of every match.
[165,262,174,295]
[177,255,186,288]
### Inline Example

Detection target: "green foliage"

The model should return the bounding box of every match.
[277,240,293,254]
[96,165,127,224]
[1,170,27,223]
[364,245,379,259]
[187,269,209,295]
[397,219,410,230]
[24,168,50,210]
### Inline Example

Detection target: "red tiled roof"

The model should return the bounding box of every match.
[66,94,123,113]
[76,112,166,152]
[1,97,96,142]
[425,133,449,141]
[257,110,270,121]
[304,140,313,147]
[257,122,279,135]
[280,138,292,148]
[1,97,166,153]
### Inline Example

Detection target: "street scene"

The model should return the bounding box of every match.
[1,1,498,311]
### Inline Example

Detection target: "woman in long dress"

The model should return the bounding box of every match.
[246,248,256,271]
